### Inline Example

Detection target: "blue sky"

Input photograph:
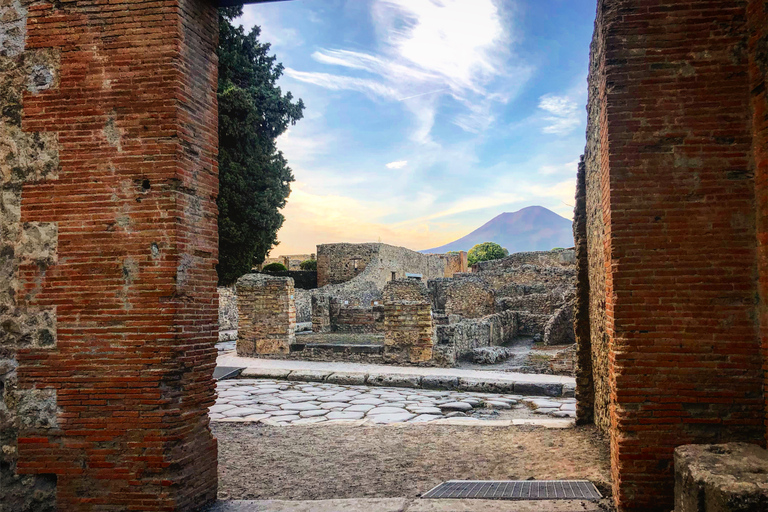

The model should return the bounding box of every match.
[236,0,597,255]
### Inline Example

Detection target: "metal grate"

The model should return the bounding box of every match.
[421,480,602,500]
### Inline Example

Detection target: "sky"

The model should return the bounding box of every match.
[236,0,597,255]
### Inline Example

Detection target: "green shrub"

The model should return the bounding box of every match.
[299,259,317,271]
[551,247,564,251]
[468,242,509,266]
[262,262,288,272]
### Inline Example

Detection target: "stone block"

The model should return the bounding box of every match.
[366,373,421,388]
[675,443,768,512]
[326,372,367,385]
[288,370,330,383]
[421,375,459,390]
[514,382,563,397]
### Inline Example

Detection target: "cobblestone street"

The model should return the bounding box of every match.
[211,379,577,425]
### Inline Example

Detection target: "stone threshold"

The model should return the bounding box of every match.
[212,417,575,428]
[231,365,571,397]
[206,497,602,511]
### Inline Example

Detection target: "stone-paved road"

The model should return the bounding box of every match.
[211,379,576,425]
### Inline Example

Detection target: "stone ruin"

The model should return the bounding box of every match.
[230,245,578,369]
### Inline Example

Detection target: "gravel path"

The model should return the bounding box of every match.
[211,379,577,425]
[213,423,611,501]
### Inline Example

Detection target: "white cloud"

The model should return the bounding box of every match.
[283,0,529,143]
[386,160,408,169]
[539,158,580,176]
[538,94,581,135]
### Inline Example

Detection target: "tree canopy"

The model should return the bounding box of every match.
[467,242,509,266]
[217,6,304,286]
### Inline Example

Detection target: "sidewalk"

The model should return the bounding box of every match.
[217,352,575,397]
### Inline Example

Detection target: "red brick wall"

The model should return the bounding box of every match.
[13,0,219,509]
[747,0,768,444]
[585,1,766,510]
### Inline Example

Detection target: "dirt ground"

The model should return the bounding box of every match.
[213,423,611,502]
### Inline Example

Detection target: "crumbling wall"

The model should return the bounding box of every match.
[236,274,296,355]
[382,280,433,364]
[442,278,495,319]
[433,310,517,366]
[218,286,238,331]
[472,249,575,272]
[317,243,378,286]
[329,298,384,333]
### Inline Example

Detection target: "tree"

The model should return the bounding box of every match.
[217,6,304,286]
[468,242,509,266]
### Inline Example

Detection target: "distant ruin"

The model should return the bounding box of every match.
[228,244,578,368]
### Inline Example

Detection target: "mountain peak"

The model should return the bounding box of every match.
[424,206,573,253]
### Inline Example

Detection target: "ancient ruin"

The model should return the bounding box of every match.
[2,0,768,511]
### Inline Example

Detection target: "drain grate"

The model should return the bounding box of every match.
[421,480,602,500]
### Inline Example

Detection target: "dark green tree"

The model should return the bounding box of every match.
[217,6,304,285]
[467,242,509,266]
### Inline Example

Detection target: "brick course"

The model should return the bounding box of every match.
[580,1,767,510]
[2,0,220,509]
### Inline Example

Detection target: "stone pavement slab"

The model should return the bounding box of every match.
[218,353,574,397]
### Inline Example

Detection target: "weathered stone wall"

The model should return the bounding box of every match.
[317,243,378,287]
[434,251,467,276]
[433,310,518,366]
[472,249,575,272]
[329,299,384,333]
[317,243,454,288]
[382,280,433,364]
[218,286,238,331]
[582,2,766,510]
[543,301,575,346]
[573,157,594,425]
[236,274,296,356]
[310,294,330,333]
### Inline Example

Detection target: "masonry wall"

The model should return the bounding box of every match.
[0,0,220,509]
[317,243,377,287]
[237,274,296,356]
[382,280,433,364]
[747,0,768,443]
[583,2,766,510]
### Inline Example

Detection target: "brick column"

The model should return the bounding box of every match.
[584,1,764,510]
[236,274,296,355]
[382,280,434,364]
[2,0,220,509]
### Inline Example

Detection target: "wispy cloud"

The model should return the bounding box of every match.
[284,0,530,143]
[386,160,408,169]
[539,158,580,176]
[538,94,581,135]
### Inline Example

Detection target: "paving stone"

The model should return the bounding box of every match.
[367,407,410,416]
[514,382,563,397]
[287,370,331,382]
[299,409,328,418]
[210,404,236,413]
[271,410,302,417]
[349,397,385,406]
[223,407,265,418]
[367,373,421,388]
[281,403,321,412]
[444,411,467,418]
[409,414,443,423]
[345,404,375,413]
[528,399,562,409]
[291,417,328,425]
[261,399,291,405]
[439,402,474,412]
[240,368,292,379]
[209,413,224,420]
[533,408,559,415]
[485,401,512,410]
[317,402,351,410]
[561,403,576,411]
[326,411,365,420]
[407,406,442,415]
[366,413,415,424]
[272,415,301,423]
[551,411,576,418]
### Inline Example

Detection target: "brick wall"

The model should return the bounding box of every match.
[382,279,433,364]
[582,1,765,510]
[746,0,768,443]
[236,274,296,355]
[1,0,220,509]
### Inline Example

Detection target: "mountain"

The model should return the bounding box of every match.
[424,206,574,254]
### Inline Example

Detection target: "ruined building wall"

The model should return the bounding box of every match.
[583,1,765,510]
[584,7,611,435]
[317,243,378,287]
[236,274,296,356]
[747,0,768,443]
[1,0,219,509]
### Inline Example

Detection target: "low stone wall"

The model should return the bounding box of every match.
[329,299,384,333]
[543,301,575,346]
[236,274,296,356]
[433,310,518,366]
[472,249,575,272]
